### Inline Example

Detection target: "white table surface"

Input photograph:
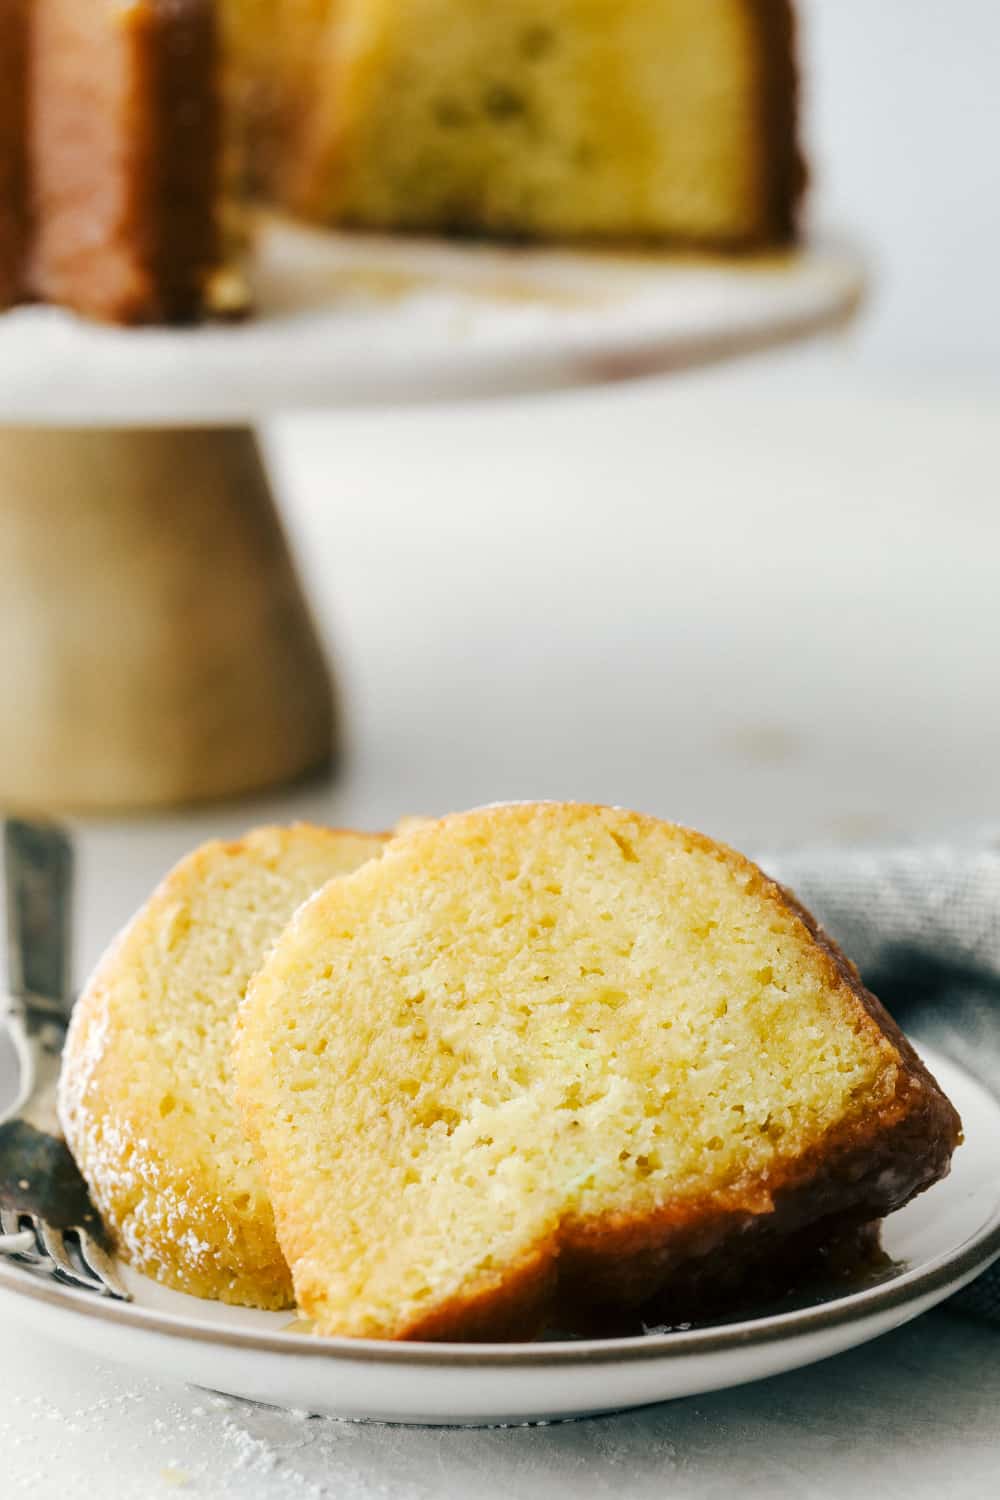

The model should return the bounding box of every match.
[3,385,999,1495]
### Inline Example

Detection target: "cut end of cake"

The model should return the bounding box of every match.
[280,0,805,249]
[236,803,960,1342]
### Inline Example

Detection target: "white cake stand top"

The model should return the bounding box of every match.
[0,219,863,424]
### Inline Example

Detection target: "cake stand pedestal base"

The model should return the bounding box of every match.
[0,426,336,812]
[0,232,866,812]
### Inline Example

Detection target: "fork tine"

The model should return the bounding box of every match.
[1,1205,22,1237]
[0,1231,36,1254]
[1,1206,130,1298]
[0,1204,36,1255]
[72,1229,131,1301]
[38,1220,105,1292]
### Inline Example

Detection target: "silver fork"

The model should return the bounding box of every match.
[0,819,129,1299]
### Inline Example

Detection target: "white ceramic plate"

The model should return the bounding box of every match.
[0,218,863,422]
[0,1047,996,1427]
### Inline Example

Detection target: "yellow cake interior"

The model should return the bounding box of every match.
[237,806,902,1339]
[226,0,800,246]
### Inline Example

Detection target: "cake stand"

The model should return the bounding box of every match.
[0,218,864,811]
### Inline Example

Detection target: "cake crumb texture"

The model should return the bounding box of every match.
[280,0,805,246]
[237,802,960,1340]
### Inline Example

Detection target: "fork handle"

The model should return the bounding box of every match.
[4,820,74,1017]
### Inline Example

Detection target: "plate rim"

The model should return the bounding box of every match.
[0,230,866,422]
[1,1045,997,1370]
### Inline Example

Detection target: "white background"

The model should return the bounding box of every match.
[796,0,1000,384]
[4,4,1000,1495]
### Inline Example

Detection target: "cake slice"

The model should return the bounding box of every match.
[0,0,29,307]
[237,803,960,1341]
[275,0,804,246]
[219,0,329,194]
[5,0,804,327]
[29,0,240,323]
[59,824,387,1307]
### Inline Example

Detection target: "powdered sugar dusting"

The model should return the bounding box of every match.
[1,1370,684,1500]
[56,1098,248,1294]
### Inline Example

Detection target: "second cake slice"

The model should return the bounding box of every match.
[59,823,386,1307]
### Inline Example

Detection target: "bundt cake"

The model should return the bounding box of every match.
[278,0,804,246]
[236,803,960,1342]
[59,824,386,1307]
[2,0,804,324]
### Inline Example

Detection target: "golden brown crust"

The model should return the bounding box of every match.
[567,1217,888,1335]
[389,969,959,1343]
[30,0,224,323]
[771,876,961,1149]
[334,1244,557,1346]
[747,0,807,244]
[550,1064,958,1332]
[0,0,29,307]
[144,0,226,318]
